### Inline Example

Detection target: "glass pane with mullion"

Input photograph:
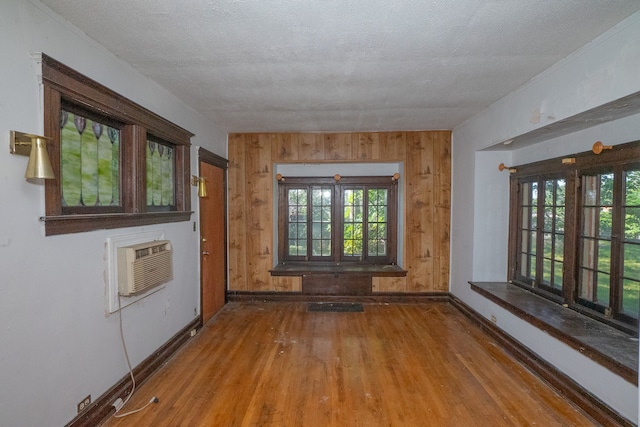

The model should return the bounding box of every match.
[542,258,552,285]
[582,207,598,238]
[624,207,640,240]
[146,139,175,208]
[582,175,598,206]
[555,207,565,232]
[543,232,552,258]
[553,261,563,289]
[556,179,566,205]
[529,255,536,279]
[623,243,640,280]
[598,240,612,275]
[60,110,120,207]
[621,278,640,318]
[597,272,611,307]
[600,173,614,206]
[579,267,596,301]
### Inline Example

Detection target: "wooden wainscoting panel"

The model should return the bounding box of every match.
[378,131,407,161]
[271,276,302,292]
[245,134,274,290]
[372,276,407,292]
[272,133,299,162]
[298,133,325,162]
[405,131,435,291]
[227,131,451,294]
[433,131,451,291]
[354,132,380,160]
[228,134,248,291]
[324,133,354,161]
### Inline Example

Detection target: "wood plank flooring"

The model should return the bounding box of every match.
[102,302,597,426]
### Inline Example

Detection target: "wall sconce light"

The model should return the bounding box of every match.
[498,163,517,173]
[191,175,208,198]
[9,131,55,179]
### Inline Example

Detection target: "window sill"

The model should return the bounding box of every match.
[270,262,407,277]
[470,281,638,385]
[42,211,193,235]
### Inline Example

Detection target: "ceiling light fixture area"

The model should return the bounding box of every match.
[9,131,55,179]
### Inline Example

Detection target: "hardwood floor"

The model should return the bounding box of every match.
[102,302,597,426]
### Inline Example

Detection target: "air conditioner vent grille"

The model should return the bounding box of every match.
[118,240,173,296]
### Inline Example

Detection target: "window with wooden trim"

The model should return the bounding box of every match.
[278,176,398,265]
[41,54,192,235]
[509,141,640,330]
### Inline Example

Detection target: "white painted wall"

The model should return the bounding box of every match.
[0,1,226,426]
[451,11,640,423]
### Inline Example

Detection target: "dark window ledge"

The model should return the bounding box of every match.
[270,262,407,277]
[470,281,638,385]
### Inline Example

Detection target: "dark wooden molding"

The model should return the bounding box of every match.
[40,53,193,235]
[65,317,201,427]
[270,262,407,277]
[41,211,193,236]
[450,295,634,427]
[227,291,450,303]
[198,148,228,169]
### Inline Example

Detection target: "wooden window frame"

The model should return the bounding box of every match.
[277,176,398,265]
[40,54,192,235]
[508,140,640,330]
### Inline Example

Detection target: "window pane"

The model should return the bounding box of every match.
[598,241,611,273]
[543,233,552,258]
[554,236,564,261]
[310,187,331,257]
[287,188,308,257]
[624,243,640,280]
[600,173,614,206]
[556,207,565,233]
[599,208,612,238]
[622,279,640,318]
[556,179,566,205]
[542,258,552,284]
[597,273,611,306]
[60,110,120,207]
[343,189,364,257]
[146,139,175,207]
[529,255,536,278]
[553,262,563,288]
[579,268,595,300]
[625,208,640,240]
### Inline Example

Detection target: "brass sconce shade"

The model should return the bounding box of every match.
[191,175,208,198]
[10,131,55,179]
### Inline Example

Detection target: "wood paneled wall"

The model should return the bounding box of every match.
[228,131,451,293]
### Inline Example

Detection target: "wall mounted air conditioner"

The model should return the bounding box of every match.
[117,240,173,296]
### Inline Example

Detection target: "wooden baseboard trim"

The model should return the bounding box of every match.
[227,291,450,303]
[65,317,201,427]
[449,296,633,427]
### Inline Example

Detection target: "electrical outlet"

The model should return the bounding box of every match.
[490,314,497,324]
[190,328,197,337]
[77,395,91,413]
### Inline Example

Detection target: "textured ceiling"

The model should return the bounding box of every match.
[39,0,640,133]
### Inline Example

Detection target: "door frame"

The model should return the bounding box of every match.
[198,147,229,324]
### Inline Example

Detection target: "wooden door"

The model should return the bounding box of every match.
[199,150,228,324]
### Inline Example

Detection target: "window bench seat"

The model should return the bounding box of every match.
[270,263,407,295]
[470,281,638,385]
